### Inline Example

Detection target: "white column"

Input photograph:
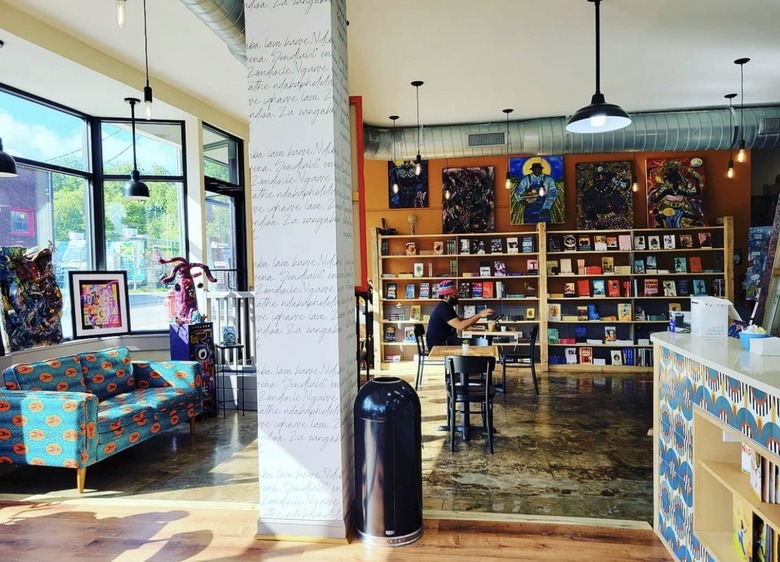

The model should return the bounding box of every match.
[245,0,355,540]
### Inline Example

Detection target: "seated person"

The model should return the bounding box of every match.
[426,279,493,349]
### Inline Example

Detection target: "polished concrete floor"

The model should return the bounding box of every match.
[0,365,654,524]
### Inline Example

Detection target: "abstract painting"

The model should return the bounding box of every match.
[442,166,495,233]
[509,156,565,224]
[69,271,131,338]
[646,157,706,228]
[389,160,428,208]
[575,160,633,229]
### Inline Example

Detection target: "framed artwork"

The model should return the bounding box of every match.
[509,156,565,224]
[442,166,495,233]
[575,161,633,229]
[389,160,428,208]
[69,271,131,339]
[646,157,706,227]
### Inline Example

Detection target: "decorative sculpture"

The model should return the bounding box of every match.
[154,251,216,325]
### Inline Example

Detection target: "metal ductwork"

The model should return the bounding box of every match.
[179,0,246,64]
[365,106,780,160]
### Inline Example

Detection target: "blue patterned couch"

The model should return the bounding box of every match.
[0,346,202,492]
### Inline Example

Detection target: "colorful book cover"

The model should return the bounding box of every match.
[592,279,606,297]
[490,238,503,253]
[577,279,591,297]
[733,494,753,561]
[593,235,608,251]
[689,256,703,273]
[674,257,687,273]
[618,234,632,250]
[602,256,614,274]
[547,328,560,344]
[617,302,633,321]
[606,235,619,249]
[679,234,694,249]
[607,279,620,297]
[662,280,677,296]
[604,325,617,342]
[471,281,483,298]
[578,347,593,364]
[405,241,417,255]
[433,241,444,255]
[577,306,588,321]
[548,302,562,322]
[493,260,507,276]
[404,326,416,341]
[410,305,422,321]
[587,304,600,320]
[506,237,519,253]
[577,234,592,251]
[383,325,397,342]
[413,262,424,277]
[644,279,659,296]
[527,258,539,274]
[419,282,430,299]
[386,283,397,299]
[521,235,535,253]
[405,283,416,299]
[633,258,645,274]
[564,282,576,297]
[692,279,707,295]
[482,282,494,298]
[699,231,713,247]
[563,234,577,251]
[548,235,562,252]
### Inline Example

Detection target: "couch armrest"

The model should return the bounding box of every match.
[0,390,99,468]
[132,360,202,392]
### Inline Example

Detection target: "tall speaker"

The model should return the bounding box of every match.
[170,322,215,412]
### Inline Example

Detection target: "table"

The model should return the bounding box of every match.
[216,343,246,417]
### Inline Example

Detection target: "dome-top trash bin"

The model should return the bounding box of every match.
[354,376,422,546]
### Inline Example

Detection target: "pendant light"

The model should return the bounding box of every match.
[116,0,127,27]
[0,138,19,177]
[142,0,153,119]
[537,158,546,198]
[443,157,451,201]
[631,152,638,192]
[411,80,424,175]
[123,97,150,200]
[389,115,399,194]
[725,93,737,179]
[734,57,750,163]
[503,108,513,189]
[566,0,631,133]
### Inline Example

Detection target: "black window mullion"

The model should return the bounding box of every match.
[90,115,107,270]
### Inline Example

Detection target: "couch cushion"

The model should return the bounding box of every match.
[80,347,135,401]
[2,355,85,392]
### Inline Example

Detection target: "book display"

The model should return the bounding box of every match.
[544,218,733,372]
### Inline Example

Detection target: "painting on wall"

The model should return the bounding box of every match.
[646,157,706,228]
[575,160,633,229]
[442,166,495,233]
[0,245,63,351]
[69,271,131,339]
[389,160,428,208]
[509,156,565,224]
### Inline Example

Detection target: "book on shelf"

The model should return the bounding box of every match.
[633,258,645,274]
[662,280,677,297]
[622,280,631,297]
[587,304,600,321]
[459,282,471,298]
[471,239,487,254]
[635,304,647,321]
[593,235,608,251]
[648,235,661,250]
[565,347,578,364]
[574,326,587,342]
[577,259,586,275]
[689,256,703,273]
[618,234,632,250]
[490,238,503,253]
[577,305,588,321]
[495,281,505,298]
[559,258,573,273]
[381,273,397,278]
[617,302,633,321]
[459,238,470,254]
[585,265,603,275]
[527,258,539,274]
[405,241,417,255]
[480,263,492,277]
[604,325,617,342]
[482,282,494,298]
[413,262,424,277]
[733,495,753,561]
[577,234,592,251]
[713,278,725,297]
[419,282,430,299]
[610,349,623,365]
[445,240,457,255]
[523,281,537,297]
[602,256,614,274]
[606,235,619,250]
[403,326,416,342]
[547,328,560,344]
[634,235,646,250]
[662,234,676,249]
[398,272,414,278]
[405,283,416,299]
[644,279,659,296]
[547,260,559,275]
[471,281,483,298]
[564,282,576,297]
[521,235,535,253]
[548,303,562,322]
[386,283,397,299]
[563,234,577,251]
[449,259,458,277]
[692,279,707,295]
[674,257,687,273]
[577,279,591,297]
[607,279,620,297]
[506,237,519,253]
[578,347,593,364]
[679,234,694,249]
[548,235,562,252]
[383,325,397,342]
[614,264,632,275]
[526,307,536,320]
[622,348,634,366]
[592,279,606,297]
[463,305,476,318]
[493,260,506,276]
[675,279,689,296]
[699,232,713,247]
[645,254,658,272]
[433,240,445,255]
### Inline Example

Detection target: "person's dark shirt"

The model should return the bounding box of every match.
[426,299,458,349]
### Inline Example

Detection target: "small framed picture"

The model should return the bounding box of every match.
[69,271,131,339]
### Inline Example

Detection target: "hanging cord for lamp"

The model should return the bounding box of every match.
[735,57,750,163]
[390,115,399,194]
[443,157,450,200]
[116,0,127,27]
[142,0,153,119]
[124,97,150,200]
[632,151,638,192]
[503,108,513,189]
[412,81,424,175]
[725,93,737,179]
[537,157,546,197]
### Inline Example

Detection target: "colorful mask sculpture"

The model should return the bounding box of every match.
[155,252,216,325]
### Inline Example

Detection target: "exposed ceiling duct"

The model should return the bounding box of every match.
[179,0,246,64]
[364,106,780,160]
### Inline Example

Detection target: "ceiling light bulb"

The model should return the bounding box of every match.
[143,85,153,120]
[538,186,546,197]
[415,159,421,176]
[737,140,746,163]
[444,188,451,201]
[727,160,735,179]
[392,182,399,194]
[632,177,638,192]
[116,0,127,27]
[505,172,512,190]
[589,114,607,128]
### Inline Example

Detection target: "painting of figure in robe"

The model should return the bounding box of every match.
[442,166,495,233]
[646,157,706,228]
[576,160,633,229]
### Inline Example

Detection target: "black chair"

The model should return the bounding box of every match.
[445,355,497,453]
[498,326,539,395]
[413,324,442,390]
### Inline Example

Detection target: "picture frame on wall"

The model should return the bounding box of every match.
[69,270,131,339]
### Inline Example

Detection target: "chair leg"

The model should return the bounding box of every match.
[485,400,494,454]
[501,358,508,393]
[76,467,87,493]
[530,361,539,395]
[449,395,456,452]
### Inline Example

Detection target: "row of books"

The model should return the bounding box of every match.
[737,443,780,561]
[460,280,533,298]
[548,231,714,253]
[548,302,634,322]
[742,443,780,504]
[398,236,537,256]
[556,346,652,366]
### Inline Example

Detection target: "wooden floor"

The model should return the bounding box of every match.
[0,500,673,561]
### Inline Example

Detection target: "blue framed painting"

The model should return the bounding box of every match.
[508,156,565,224]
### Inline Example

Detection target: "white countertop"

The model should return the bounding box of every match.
[651,332,780,395]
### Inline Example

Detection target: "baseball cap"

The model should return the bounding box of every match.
[438,279,457,296]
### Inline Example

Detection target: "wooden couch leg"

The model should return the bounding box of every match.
[189,416,196,435]
[76,467,86,493]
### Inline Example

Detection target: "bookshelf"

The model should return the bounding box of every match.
[544,217,733,373]
[373,225,546,368]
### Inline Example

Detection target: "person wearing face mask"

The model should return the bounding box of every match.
[426,279,494,349]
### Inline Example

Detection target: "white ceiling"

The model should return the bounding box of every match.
[1,0,780,129]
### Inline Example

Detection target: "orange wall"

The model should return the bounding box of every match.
[364,151,751,292]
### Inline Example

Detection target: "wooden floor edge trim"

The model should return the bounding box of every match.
[424,509,653,530]
[0,494,259,512]
[254,533,349,544]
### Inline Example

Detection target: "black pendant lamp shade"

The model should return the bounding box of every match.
[566,0,631,133]
[735,57,750,163]
[123,97,150,200]
[0,138,18,177]
[412,80,424,175]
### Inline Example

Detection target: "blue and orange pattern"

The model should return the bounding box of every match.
[657,347,779,562]
[0,347,202,474]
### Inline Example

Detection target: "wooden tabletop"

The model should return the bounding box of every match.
[428,345,500,359]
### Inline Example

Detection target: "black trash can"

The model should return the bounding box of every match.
[354,376,423,546]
